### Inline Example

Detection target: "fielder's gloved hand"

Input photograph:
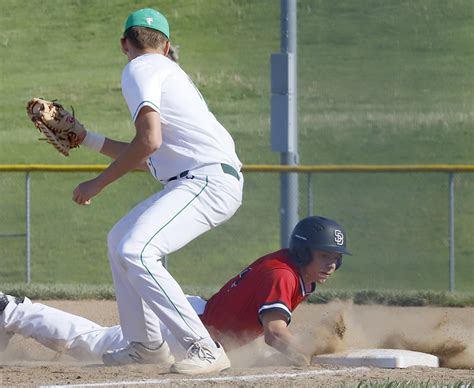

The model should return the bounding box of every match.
[26,98,86,156]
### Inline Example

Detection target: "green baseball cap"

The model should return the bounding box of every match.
[124,8,170,39]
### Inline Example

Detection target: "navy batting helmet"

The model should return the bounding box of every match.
[289,216,351,269]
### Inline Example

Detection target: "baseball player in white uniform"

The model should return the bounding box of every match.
[71,8,243,374]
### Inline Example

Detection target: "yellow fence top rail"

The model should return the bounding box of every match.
[1,164,474,173]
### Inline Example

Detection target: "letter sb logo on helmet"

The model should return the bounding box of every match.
[289,216,351,269]
[334,230,344,246]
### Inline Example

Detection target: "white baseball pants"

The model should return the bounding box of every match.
[0,296,207,362]
[107,167,242,349]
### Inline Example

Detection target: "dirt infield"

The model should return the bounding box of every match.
[1,300,473,387]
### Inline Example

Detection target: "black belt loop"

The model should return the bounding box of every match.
[167,170,189,183]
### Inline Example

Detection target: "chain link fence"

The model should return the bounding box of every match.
[1,165,473,292]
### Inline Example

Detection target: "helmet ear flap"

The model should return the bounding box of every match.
[300,247,313,266]
[336,256,343,270]
[292,246,312,267]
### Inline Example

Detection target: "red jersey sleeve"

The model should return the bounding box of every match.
[255,268,299,325]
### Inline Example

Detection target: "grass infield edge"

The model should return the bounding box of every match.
[2,284,474,307]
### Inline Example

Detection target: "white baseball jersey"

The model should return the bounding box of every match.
[121,53,241,181]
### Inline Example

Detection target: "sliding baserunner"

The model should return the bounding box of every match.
[0,216,350,368]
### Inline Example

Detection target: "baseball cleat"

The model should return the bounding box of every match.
[102,341,175,367]
[170,340,230,375]
[0,292,24,314]
[0,293,9,314]
[0,292,24,352]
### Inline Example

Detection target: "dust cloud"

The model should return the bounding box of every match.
[227,300,474,369]
[1,300,472,370]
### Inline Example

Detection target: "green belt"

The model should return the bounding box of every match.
[221,163,240,181]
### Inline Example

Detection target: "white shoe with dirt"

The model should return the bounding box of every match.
[102,341,175,367]
[0,292,25,352]
[170,340,230,375]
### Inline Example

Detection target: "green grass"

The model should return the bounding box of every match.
[3,283,474,307]
[0,0,473,292]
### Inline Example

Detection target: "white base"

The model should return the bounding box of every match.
[313,348,439,369]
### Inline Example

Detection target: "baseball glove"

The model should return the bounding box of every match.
[26,98,85,156]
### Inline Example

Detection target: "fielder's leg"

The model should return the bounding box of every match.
[107,173,241,373]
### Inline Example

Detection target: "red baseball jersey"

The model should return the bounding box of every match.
[200,249,315,346]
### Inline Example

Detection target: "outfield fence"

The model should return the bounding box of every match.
[1,164,473,290]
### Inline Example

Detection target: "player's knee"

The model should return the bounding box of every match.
[107,226,139,261]
[107,223,124,253]
[114,237,142,263]
[108,226,164,264]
